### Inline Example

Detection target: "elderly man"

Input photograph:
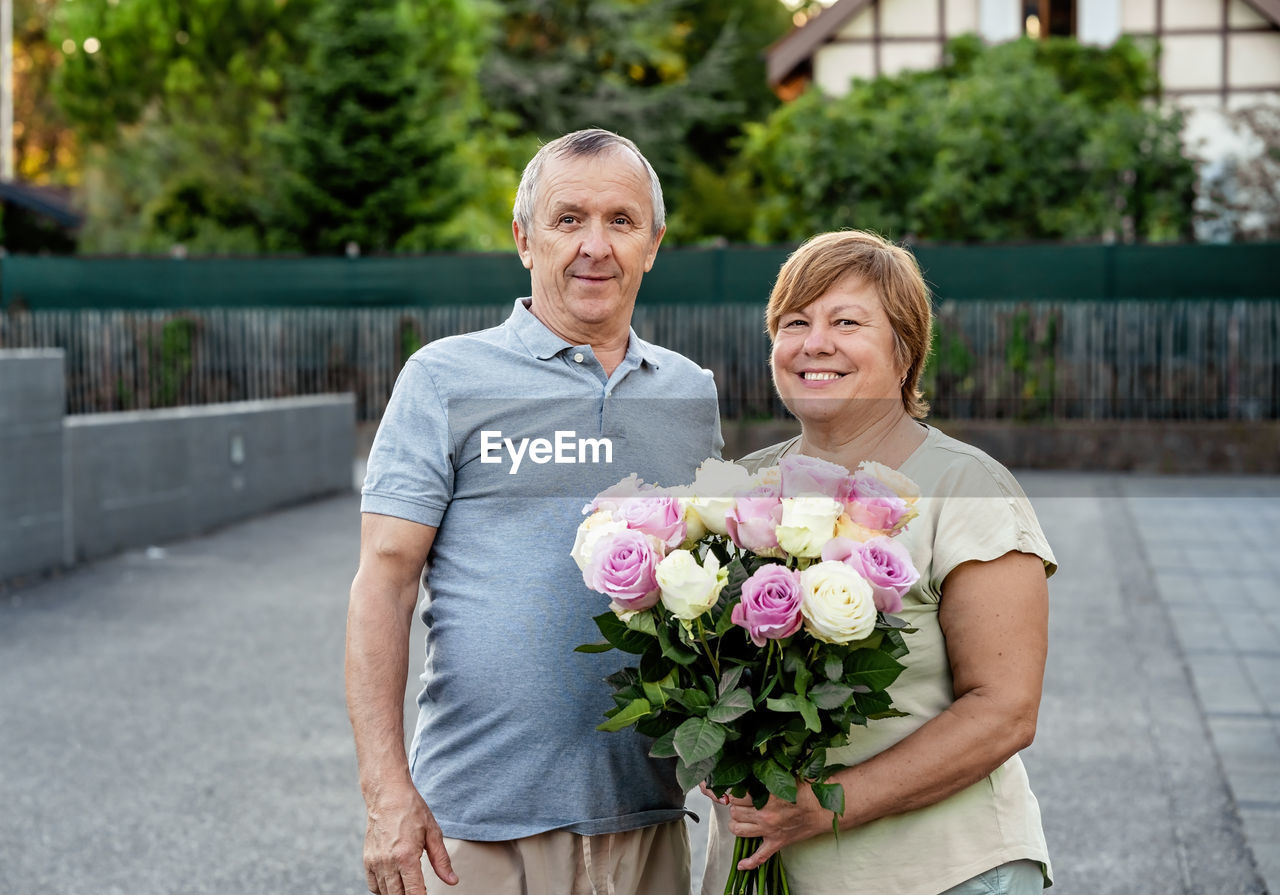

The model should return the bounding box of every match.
[347,129,723,895]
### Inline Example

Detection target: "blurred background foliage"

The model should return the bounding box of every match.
[14,0,1213,253]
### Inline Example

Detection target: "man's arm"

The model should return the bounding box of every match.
[346,512,457,895]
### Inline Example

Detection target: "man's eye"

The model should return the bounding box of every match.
[559,215,577,225]
[613,217,630,225]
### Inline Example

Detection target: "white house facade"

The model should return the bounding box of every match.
[766,0,1280,184]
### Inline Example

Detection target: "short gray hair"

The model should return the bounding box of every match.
[513,129,665,236]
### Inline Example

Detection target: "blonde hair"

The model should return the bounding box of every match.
[766,230,933,419]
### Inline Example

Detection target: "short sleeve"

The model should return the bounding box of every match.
[929,458,1057,592]
[360,357,454,527]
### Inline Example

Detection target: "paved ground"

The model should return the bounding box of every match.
[1,472,1277,894]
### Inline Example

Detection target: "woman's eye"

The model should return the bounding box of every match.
[782,319,807,328]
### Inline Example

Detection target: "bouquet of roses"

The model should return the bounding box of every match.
[572,454,922,895]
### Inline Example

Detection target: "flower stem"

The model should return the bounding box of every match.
[696,616,720,677]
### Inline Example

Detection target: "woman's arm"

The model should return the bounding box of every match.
[725,549,1049,871]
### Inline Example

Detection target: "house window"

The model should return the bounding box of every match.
[1024,0,1075,38]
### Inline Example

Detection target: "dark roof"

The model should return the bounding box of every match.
[766,0,871,87]
[765,0,1280,88]
[0,180,82,229]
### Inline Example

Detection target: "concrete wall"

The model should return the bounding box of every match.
[2,347,355,582]
[65,395,355,563]
[0,349,68,580]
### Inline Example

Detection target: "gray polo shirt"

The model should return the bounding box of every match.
[362,298,723,840]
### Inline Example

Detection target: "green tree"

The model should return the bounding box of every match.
[479,0,792,244]
[741,36,1196,244]
[273,0,505,253]
[50,0,314,252]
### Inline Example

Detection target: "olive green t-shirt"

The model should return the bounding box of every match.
[702,424,1056,895]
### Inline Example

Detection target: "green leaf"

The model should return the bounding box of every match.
[708,753,751,789]
[626,609,658,636]
[676,756,716,793]
[843,650,907,692]
[642,680,668,707]
[881,627,910,659]
[717,664,746,697]
[797,697,821,733]
[823,653,844,681]
[809,681,855,710]
[793,661,813,698]
[707,688,753,723]
[811,781,845,817]
[605,668,639,690]
[596,697,651,732]
[673,688,712,714]
[594,612,652,655]
[639,646,674,682]
[753,757,798,803]
[656,620,699,666]
[574,642,614,653]
[752,717,786,750]
[673,716,727,765]
[649,728,678,759]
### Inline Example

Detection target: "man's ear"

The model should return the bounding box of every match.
[643,225,666,273]
[513,219,534,271]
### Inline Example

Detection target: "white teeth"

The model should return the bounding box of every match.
[803,372,842,381]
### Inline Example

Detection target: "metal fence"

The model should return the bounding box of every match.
[2,299,1277,422]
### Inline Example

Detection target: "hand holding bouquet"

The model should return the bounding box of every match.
[573,455,922,895]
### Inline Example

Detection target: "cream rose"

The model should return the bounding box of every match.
[799,561,877,644]
[774,497,843,558]
[857,461,921,506]
[686,458,755,536]
[571,510,628,573]
[655,549,728,620]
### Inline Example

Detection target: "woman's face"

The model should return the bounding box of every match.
[771,275,905,426]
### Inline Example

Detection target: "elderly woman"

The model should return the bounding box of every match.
[701,231,1056,895]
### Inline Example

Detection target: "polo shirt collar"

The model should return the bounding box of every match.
[509,298,661,369]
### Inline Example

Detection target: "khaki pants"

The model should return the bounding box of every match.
[423,821,690,895]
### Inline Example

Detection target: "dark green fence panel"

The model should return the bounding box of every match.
[3,300,1277,422]
[4,243,1276,310]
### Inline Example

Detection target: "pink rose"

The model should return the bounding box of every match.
[616,496,687,550]
[779,454,854,500]
[731,564,804,647]
[844,470,909,533]
[587,529,661,611]
[823,535,918,613]
[725,485,783,553]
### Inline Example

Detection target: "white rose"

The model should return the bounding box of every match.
[571,510,628,573]
[752,465,782,489]
[656,550,728,620]
[799,561,877,644]
[775,497,843,558]
[686,459,754,536]
[679,498,708,545]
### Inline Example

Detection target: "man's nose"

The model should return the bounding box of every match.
[579,221,612,259]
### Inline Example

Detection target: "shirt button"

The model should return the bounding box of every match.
[573,352,585,363]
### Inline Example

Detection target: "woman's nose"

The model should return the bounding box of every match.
[803,323,834,355]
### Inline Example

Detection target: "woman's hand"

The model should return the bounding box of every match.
[723,781,834,871]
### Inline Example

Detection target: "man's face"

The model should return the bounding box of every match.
[513,150,664,341]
